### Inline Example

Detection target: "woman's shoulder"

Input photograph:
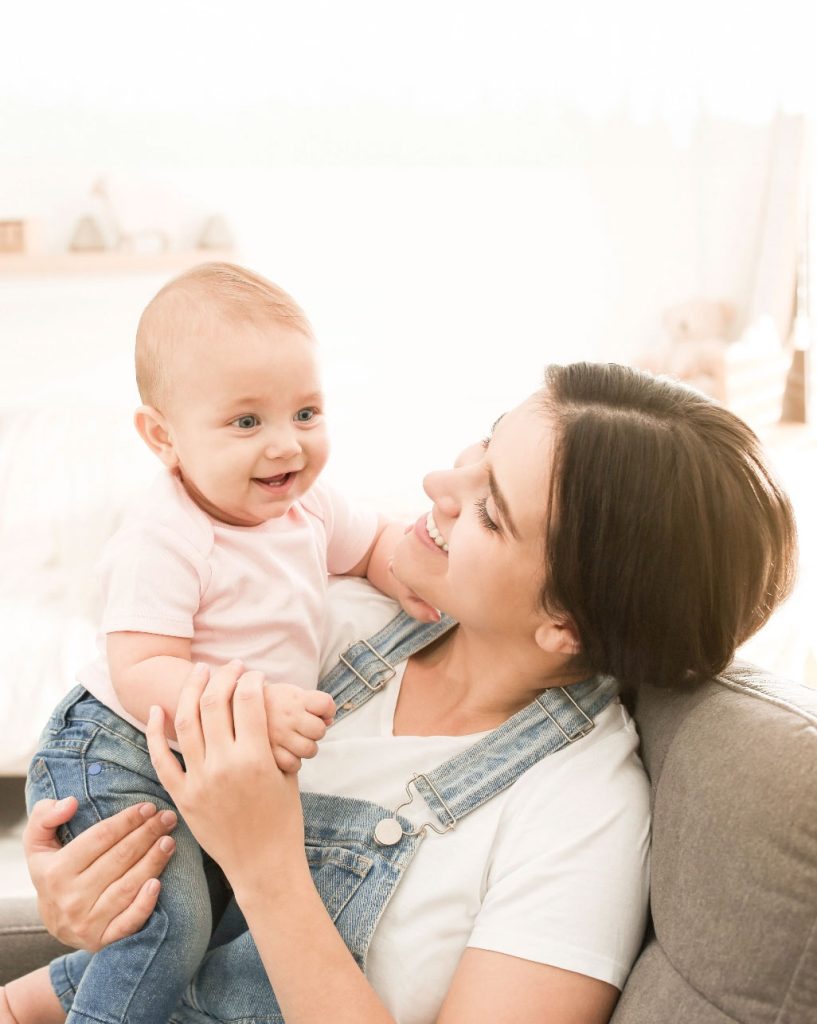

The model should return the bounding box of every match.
[503,698,650,822]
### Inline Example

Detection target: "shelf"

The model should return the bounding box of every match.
[0,249,235,278]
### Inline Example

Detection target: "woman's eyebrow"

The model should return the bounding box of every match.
[488,468,520,540]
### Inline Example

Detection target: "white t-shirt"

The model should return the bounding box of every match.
[299,579,651,1024]
[79,471,379,734]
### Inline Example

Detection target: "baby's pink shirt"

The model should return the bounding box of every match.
[79,470,379,734]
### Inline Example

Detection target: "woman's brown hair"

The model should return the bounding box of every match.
[540,362,797,697]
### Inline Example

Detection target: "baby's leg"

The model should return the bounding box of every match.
[2,967,65,1024]
[53,822,212,1024]
[26,699,214,1024]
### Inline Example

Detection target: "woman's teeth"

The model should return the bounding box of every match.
[426,512,449,552]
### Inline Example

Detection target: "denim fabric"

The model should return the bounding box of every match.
[166,613,619,1024]
[25,687,220,1024]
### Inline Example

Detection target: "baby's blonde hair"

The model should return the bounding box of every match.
[135,262,313,409]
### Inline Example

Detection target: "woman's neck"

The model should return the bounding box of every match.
[393,625,589,737]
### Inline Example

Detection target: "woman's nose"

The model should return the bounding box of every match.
[422,468,461,519]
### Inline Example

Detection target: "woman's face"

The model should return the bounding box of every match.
[392,393,557,641]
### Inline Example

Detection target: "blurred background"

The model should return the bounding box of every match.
[1,0,816,829]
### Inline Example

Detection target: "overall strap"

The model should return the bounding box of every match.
[319,610,457,718]
[319,612,620,846]
[408,675,618,833]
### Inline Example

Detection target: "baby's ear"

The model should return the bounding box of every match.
[134,406,179,469]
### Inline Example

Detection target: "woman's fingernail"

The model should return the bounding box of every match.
[55,797,73,810]
[139,802,156,818]
[146,878,160,896]
[194,662,208,677]
[160,810,177,827]
[148,705,161,722]
[159,836,175,853]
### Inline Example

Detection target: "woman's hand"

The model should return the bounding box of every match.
[23,797,178,951]
[146,661,306,891]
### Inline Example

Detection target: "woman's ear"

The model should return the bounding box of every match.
[134,406,179,469]
[534,617,581,656]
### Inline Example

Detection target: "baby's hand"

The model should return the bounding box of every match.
[262,684,336,774]
[388,558,442,624]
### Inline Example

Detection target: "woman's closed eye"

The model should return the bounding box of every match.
[474,496,499,531]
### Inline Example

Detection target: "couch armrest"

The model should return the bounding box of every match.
[0,898,73,984]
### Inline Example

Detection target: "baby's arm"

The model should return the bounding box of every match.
[109,634,335,771]
[347,520,441,623]
[108,631,195,741]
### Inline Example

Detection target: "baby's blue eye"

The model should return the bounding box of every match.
[295,408,316,422]
[233,415,260,429]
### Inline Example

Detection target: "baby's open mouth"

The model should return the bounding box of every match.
[253,473,295,489]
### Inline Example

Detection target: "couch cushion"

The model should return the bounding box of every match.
[613,664,817,1024]
[0,897,71,985]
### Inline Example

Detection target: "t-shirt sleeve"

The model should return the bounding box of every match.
[98,518,212,638]
[305,479,380,575]
[467,712,651,989]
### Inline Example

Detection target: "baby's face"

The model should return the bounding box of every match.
[160,319,329,527]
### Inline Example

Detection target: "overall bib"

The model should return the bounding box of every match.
[169,611,618,1024]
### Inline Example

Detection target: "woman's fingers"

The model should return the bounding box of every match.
[28,804,177,949]
[82,807,177,897]
[26,799,159,873]
[172,662,211,765]
[231,671,271,757]
[99,876,163,947]
[147,707,186,797]
[23,796,79,855]
[198,660,243,749]
[91,829,176,945]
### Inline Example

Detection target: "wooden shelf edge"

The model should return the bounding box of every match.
[0,249,236,277]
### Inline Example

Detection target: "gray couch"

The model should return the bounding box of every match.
[2,662,816,1022]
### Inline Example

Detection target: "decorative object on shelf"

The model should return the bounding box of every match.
[69,178,172,256]
[197,215,234,251]
[69,215,109,252]
[0,220,28,254]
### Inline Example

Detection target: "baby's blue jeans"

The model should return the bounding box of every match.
[26,686,218,1024]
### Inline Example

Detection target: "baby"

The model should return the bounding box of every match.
[15,263,420,1024]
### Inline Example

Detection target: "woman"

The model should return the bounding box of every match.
[6,363,796,1024]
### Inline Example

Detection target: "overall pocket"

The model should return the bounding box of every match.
[304,843,374,922]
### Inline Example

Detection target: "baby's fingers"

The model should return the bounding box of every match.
[305,690,336,724]
[297,712,328,742]
[272,746,302,773]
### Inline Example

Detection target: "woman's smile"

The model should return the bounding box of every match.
[412,512,449,554]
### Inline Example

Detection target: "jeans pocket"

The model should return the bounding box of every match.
[305,843,373,922]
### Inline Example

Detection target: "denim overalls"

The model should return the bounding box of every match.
[165,611,618,1024]
[29,611,616,1023]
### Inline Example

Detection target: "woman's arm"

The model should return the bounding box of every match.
[439,949,618,1024]
[146,663,621,1024]
[23,798,178,950]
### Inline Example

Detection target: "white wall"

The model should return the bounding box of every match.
[0,0,803,507]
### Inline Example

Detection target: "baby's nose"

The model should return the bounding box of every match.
[265,431,302,459]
